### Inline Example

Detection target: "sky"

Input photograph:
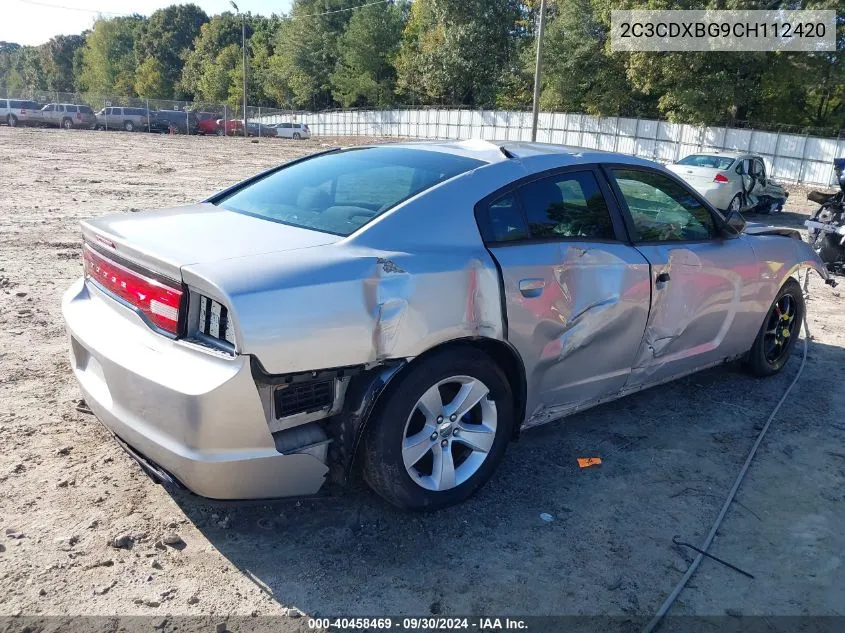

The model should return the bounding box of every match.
[3,0,294,46]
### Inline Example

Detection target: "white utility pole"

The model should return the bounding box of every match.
[530,0,546,142]
[231,1,248,137]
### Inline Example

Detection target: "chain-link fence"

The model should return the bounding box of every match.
[2,90,843,186]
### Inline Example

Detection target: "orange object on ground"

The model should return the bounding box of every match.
[577,457,602,468]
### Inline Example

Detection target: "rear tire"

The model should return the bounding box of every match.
[361,347,514,511]
[745,279,804,377]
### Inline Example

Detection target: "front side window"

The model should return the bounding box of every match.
[217,147,483,236]
[519,171,615,240]
[66,105,78,113]
[752,159,766,179]
[613,169,717,242]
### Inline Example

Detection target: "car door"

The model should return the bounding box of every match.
[605,166,759,389]
[479,167,652,424]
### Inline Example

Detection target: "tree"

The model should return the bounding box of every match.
[196,43,241,104]
[135,4,208,98]
[179,13,243,99]
[266,0,363,110]
[77,15,146,96]
[330,1,407,108]
[38,35,85,92]
[395,0,522,107]
[134,56,168,98]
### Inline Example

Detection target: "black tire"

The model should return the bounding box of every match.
[61,117,73,129]
[124,120,134,132]
[745,279,804,377]
[361,346,514,511]
[216,126,225,136]
[292,132,301,140]
[7,114,17,127]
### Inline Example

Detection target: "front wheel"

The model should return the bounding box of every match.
[61,117,73,129]
[7,114,17,127]
[361,347,514,510]
[124,121,134,132]
[745,279,805,377]
[292,132,301,140]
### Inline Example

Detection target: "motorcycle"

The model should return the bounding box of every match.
[805,158,845,275]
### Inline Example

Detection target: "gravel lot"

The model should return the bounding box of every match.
[1,127,844,627]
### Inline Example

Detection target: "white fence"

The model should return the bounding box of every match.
[265,109,845,188]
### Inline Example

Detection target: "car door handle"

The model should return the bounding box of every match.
[519,279,545,298]
[656,272,671,284]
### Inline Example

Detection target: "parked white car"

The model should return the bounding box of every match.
[666,152,788,214]
[274,122,311,139]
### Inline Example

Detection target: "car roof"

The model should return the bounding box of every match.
[368,139,662,170]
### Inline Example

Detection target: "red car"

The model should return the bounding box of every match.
[195,112,221,135]
[216,119,245,136]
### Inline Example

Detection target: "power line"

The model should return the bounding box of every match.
[14,0,392,19]
[15,0,130,15]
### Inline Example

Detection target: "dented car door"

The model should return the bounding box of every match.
[606,167,758,388]
[479,167,651,426]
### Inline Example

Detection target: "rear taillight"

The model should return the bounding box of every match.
[713,173,729,183]
[83,243,183,335]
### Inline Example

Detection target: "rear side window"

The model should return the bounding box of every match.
[281,123,292,128]
[66,105,78,113]
[486,193,529,242]
[519,171,615,240]
[217,147,484,236]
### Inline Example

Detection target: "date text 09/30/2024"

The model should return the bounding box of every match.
[307,617,529,631]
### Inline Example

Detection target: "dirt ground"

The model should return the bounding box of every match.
[1,127,844,628]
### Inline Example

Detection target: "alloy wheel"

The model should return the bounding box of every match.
[764,294,798,363]
[401,375,497,492]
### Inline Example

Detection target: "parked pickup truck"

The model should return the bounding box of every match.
[40,103,97,129]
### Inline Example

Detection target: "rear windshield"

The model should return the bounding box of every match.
[216,147,484,236]
[677,154,736,170]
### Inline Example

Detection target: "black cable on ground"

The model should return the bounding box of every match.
[642,273,813,633]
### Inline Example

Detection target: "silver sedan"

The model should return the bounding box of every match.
[62,141,828,510]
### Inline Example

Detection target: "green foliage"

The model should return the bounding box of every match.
[78,16,145,96]
[330,1,406,108]
[395,0,522,107]
[0,0,841,131]
[134,56,168,98]
[39,35,85,92]
[135,4,208,98]
[179,13,243,100]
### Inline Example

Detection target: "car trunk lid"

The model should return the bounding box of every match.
[666,164,726,188]
[81,202,341,281]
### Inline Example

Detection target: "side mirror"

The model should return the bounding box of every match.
[724,210,746,235]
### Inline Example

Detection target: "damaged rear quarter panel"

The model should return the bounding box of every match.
[181,166,516,375]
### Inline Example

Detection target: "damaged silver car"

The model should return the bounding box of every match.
[62,140,829,510]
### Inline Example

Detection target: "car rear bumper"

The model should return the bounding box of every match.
[62,277,329,500]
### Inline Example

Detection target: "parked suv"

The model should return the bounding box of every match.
[95,106,150,132]
[0,99,43,127]
[149,110,198,135]
[275,121,311,139]
[40,103,97,129]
